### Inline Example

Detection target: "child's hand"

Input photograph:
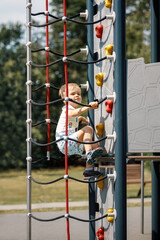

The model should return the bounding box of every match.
[89,101,98,109]
[78,116,89,124]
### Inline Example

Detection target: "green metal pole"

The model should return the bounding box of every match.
[114,0,127,239]
[87,1,96,239]
[151,1,160,239]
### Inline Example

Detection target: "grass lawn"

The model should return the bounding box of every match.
[127,167,152,198]
[0,166,88,205]
[0,166,152,206]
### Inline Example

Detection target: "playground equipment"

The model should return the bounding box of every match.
[26,0,160,240]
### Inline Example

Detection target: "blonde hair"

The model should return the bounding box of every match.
[59,83,80,98]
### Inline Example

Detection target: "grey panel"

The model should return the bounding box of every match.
[128,58,160,152]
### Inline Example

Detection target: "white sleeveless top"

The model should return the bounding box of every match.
[56,105,78,138]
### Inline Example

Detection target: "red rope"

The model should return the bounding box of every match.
[45,0,50,155]
[63,0,70,239]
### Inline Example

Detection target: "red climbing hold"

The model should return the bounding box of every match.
[95,24,103,38]
[96,227,104,240]
[105,100,113,114]
[98,235,104,240]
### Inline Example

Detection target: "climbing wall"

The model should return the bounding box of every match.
[93,1,116,239]
[95,166,116,240]
[127,58,160,152]
[93,0,116,153]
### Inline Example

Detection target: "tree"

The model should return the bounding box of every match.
[126,0,151,62]
[0,24,27,169]
[49,0,87,85]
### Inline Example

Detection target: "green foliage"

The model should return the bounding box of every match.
[49,0,87,84]
[0,24,26,169]
[126,0,151,63]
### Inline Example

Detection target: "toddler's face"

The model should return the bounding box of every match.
[67,86,82,107]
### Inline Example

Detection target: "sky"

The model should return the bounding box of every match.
[0,1,52,25]
[0,1,26,24]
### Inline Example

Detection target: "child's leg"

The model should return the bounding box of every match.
[86,162,93,168]
[91,142,99,149]
[76,125,94,153]
[76,126,103,169]
[76,126,99,151]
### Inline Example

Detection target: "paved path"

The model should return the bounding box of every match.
[0,198,151,211]
[127,206,151,240]
[0,206,151,240]
[0,201,89,211]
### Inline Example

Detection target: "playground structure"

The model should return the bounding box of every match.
[26,0,160,240]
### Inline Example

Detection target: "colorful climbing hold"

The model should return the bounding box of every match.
[105,100,113,114]
[104,0,112,8]
[104,44,114,56]
[96,175,104,189]
[96,123,104,137]
[95,24,103,38]
[95,73,103,87]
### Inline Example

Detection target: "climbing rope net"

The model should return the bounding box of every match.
[26,1,116,239]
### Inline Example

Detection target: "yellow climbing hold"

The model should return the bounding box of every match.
[95,73,103,87]
[106,208,114,223]
[104,44,114,56]
[104,0,112,8]
[96,175,104,189]
[96,123,104,137]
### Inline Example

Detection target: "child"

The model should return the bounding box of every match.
[56,83,103,177]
